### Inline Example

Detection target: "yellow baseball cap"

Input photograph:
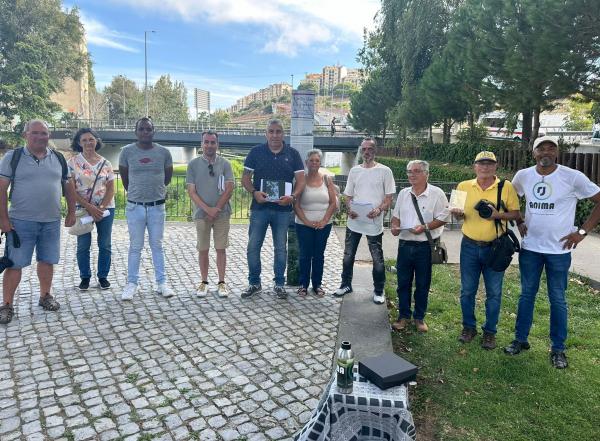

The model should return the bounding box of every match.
[474,151,497,163]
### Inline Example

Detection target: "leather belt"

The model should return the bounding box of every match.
[463,235,493,247]
[127,199,165,207]
[399,240,431,246]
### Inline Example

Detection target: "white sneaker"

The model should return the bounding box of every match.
[373,293,385,304]
[158,283,175,298]
[121,283,137,301]
[196,282,209,297]
[217,282,229,298]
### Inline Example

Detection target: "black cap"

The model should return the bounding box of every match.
[341,341,351,350]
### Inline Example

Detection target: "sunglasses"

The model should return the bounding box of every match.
[208,164,214,177]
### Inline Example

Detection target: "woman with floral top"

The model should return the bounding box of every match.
[68,128,116,291]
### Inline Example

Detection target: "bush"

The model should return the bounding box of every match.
[456,124,489,143]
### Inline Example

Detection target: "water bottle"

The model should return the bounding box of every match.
[336,341,354,394]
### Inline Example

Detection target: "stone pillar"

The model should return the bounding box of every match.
[182,146,197,164]
[340,152,356,175]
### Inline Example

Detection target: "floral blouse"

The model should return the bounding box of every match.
[67,154,115,208]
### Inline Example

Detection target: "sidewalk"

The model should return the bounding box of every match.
[335,227,600,285]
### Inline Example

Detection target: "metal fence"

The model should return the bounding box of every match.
[111,174,461,228]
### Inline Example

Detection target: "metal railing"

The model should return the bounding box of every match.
[49,119,364,138]
[110,174,461,228]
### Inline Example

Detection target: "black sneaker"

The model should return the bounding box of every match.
[0,303,14,325]
[98,278,111,290]
[333,286,352,297]
[241,284,262,299]
[78,278,90,291]
[550,351,568,369]
[504,340,530,355]
[481,331,497,350]
[274,285,288,299]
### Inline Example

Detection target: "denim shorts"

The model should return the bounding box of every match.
[6,218,61,268]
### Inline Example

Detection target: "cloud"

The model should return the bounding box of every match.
[80,13,140,53]
[110,0,379,56]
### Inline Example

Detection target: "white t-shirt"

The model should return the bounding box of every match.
[392,184,450,241]
[344,163,396,236]
[512,165,600,254]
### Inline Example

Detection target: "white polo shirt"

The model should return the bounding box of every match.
[392,184,450,241]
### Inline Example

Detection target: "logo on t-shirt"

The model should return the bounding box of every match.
[139,157,153,164]
[533,181,551,200]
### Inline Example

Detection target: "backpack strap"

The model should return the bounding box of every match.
[494,179,506,237]
[8,147,24,201]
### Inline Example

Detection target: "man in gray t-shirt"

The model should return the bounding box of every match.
[186,131,234,297]
[118,117,174,301]
[0,120,76,325]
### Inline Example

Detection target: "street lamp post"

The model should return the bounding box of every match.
[144,30,156,117]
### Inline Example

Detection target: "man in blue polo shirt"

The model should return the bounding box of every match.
[241,119,305,299]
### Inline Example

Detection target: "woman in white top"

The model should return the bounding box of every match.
[68,128,116,292]
[294,149,337,297]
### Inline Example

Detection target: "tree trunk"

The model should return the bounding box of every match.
[443,119,451,144]
[521,108,532,149]
[532,107,541,143]
[428,125,433,143]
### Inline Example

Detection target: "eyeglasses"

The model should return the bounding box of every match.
[208,164,214,177]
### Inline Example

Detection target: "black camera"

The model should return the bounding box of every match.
[474,200,494,219]
[0,230,19,274]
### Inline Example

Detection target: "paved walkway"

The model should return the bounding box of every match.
[1,222,348,441]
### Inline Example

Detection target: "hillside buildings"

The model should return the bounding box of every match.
[227,83,292,113]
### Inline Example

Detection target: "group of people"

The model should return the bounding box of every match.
[1,118,600,369]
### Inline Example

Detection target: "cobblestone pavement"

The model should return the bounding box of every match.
[1,222,344,441]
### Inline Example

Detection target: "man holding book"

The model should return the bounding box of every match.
[241,119,305,299]
[186,131,234,298]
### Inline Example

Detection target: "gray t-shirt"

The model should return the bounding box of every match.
[119,143,173,202]
[186,155,234,219]
[0,147,65,222]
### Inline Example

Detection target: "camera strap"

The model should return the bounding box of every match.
[494,179,507,237]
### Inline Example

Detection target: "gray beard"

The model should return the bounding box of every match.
[539,157,554,167]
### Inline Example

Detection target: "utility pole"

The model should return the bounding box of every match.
[144,30,156,117]
[291,74,294,90]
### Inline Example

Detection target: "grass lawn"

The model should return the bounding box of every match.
[384,263,600,441]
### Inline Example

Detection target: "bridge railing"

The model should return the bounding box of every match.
[50,119,364,138]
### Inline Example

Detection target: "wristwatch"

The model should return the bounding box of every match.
[577,228,587,237]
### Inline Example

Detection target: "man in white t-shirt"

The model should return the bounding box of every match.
[504,136,600,369]
[334,138,396,304]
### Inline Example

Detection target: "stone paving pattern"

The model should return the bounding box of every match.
[1,222,344,440]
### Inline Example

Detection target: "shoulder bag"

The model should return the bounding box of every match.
[484,179,521,272]
[410,193,448,264]
[68,160,106,236]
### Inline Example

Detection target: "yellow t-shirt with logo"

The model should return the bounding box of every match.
[457,177,520,242]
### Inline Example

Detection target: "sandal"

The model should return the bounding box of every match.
[38,294,60,311]
[314,287,326,297]
[297,287,308,297]
[0,303,14,324]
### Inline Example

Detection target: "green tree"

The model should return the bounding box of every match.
[564,95,593,131]
[297,82,319,94]
[211,110,231,127]
[332,82,358,97]
[149,75,188,122]
[454,0,600,147]
[104,75,143,122]
[0,0,87,130]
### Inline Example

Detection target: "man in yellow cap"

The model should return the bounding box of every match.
[450,151,520,349]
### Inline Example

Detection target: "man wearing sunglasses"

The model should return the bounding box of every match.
[0,119,77,324]
[119,117,174,301]
[186,131,234,298]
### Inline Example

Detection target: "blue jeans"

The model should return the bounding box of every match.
[515,249,571,352]
[396,241,432,321]
[247,208,292,286]
[77,208,114,279]
[295,223,332,289]
[7,218,61,268]
[340,228,385,294]
[460,238,505,334]
[126,203,166,285]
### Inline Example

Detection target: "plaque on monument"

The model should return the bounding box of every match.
[358,352,418,390]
